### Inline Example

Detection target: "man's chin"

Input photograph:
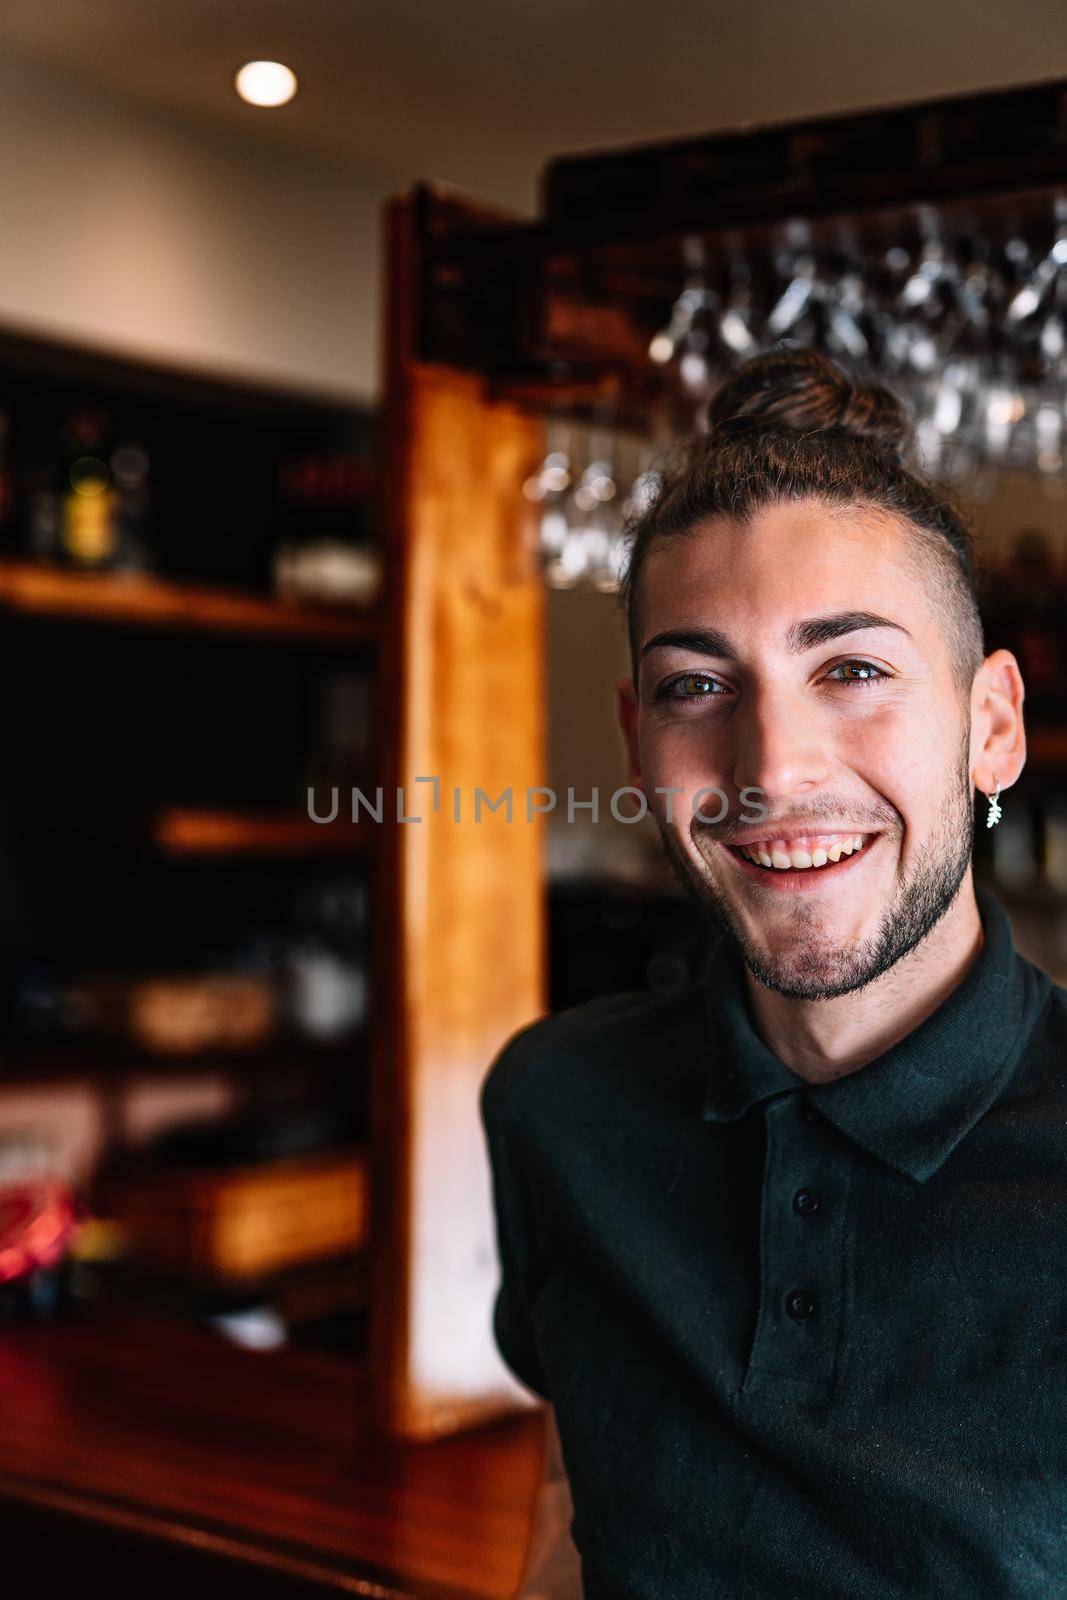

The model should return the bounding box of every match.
[670,839,970,1003]
[730,932,883,1001]
[666,855,874,997]
[701,893,882,999]
[658,831,927,1002]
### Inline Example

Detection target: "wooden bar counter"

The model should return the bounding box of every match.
[0,1293,544,1598]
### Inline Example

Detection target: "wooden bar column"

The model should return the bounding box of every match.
[371,194,548,1439]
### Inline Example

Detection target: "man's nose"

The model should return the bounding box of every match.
[730,685,831,804]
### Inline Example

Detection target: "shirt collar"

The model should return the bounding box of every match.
[701,886,1051,1183]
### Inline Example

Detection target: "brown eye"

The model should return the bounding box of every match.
[658,671,723,700]
[829,661,887,686]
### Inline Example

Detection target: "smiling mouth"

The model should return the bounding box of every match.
[724,832,875,873]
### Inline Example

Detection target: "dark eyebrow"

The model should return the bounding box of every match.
[641,626,736,660]
[787,611,913,652]
[640,612,912,662]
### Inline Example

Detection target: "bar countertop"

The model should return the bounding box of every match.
[0,1292,545,1599]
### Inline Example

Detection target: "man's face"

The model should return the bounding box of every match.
[621,498,977,1000]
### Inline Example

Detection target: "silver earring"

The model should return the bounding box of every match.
[986,776,1002,829]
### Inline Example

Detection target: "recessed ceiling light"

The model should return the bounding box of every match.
[235,61,298,108]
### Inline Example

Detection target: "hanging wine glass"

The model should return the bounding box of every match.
[718,260,760,363]
[565,453,618,588]
[551,189,1067,591]
[527,416,576,585]
[649,275,737,426]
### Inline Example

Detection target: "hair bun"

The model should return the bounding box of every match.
[705,345,911,459]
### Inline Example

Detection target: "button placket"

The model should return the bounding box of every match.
[741,1092,850,1405]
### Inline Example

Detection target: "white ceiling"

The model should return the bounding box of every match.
[4,0,1067,214]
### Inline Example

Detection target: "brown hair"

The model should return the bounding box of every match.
[618,345,985,693]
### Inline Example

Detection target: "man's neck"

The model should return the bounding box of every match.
[743,876,985,1085]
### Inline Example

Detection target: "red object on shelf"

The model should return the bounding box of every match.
[0,1180,82,1285]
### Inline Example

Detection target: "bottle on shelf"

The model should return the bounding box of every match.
[60,407,119,568]
[110,440,152,572]
[272,446,381,608]
[0,1130,84,1322]
[307,668,374,795]
[47,409,155,572]
[26,455,62,561]
[284,878,368,1044]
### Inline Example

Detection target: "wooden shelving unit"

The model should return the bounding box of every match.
[0,278,548,1600]
[0,559,379,647]
[0,338,392,1424]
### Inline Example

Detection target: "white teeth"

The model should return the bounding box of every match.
[738,834,869,871]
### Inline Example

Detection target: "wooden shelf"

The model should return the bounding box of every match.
[0,560,379,647]
[154,808,369,858]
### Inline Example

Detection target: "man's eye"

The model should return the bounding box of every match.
[828,660,888,686]
[658,672,726,700]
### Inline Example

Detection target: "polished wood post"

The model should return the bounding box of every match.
[371,193,548,1439]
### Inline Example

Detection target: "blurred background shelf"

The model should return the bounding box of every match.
[101,1144,371,1285]
[0,326,388,1420]
[154,808,370,858]
[0,559,380,646]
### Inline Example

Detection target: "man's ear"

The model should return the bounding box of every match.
[616,678,644,792]
[970,648,1026,795]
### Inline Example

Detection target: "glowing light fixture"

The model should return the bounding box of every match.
[235,60,298,108]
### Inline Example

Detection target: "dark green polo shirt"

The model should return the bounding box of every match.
[479,885,1067,1598]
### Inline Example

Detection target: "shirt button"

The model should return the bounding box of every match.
[786,1289,816,1321]
[793,1187,821,1216]
[800,1102,820,1124]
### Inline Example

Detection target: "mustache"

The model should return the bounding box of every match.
[697,799,901,843]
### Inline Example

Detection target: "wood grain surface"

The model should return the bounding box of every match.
[0,1294,545,1598]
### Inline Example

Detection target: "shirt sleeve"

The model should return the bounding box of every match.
[479,1036,553,1403]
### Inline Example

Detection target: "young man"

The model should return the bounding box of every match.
[480,348,1065,1599]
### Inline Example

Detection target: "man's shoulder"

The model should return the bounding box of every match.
[479,981,708,1130]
